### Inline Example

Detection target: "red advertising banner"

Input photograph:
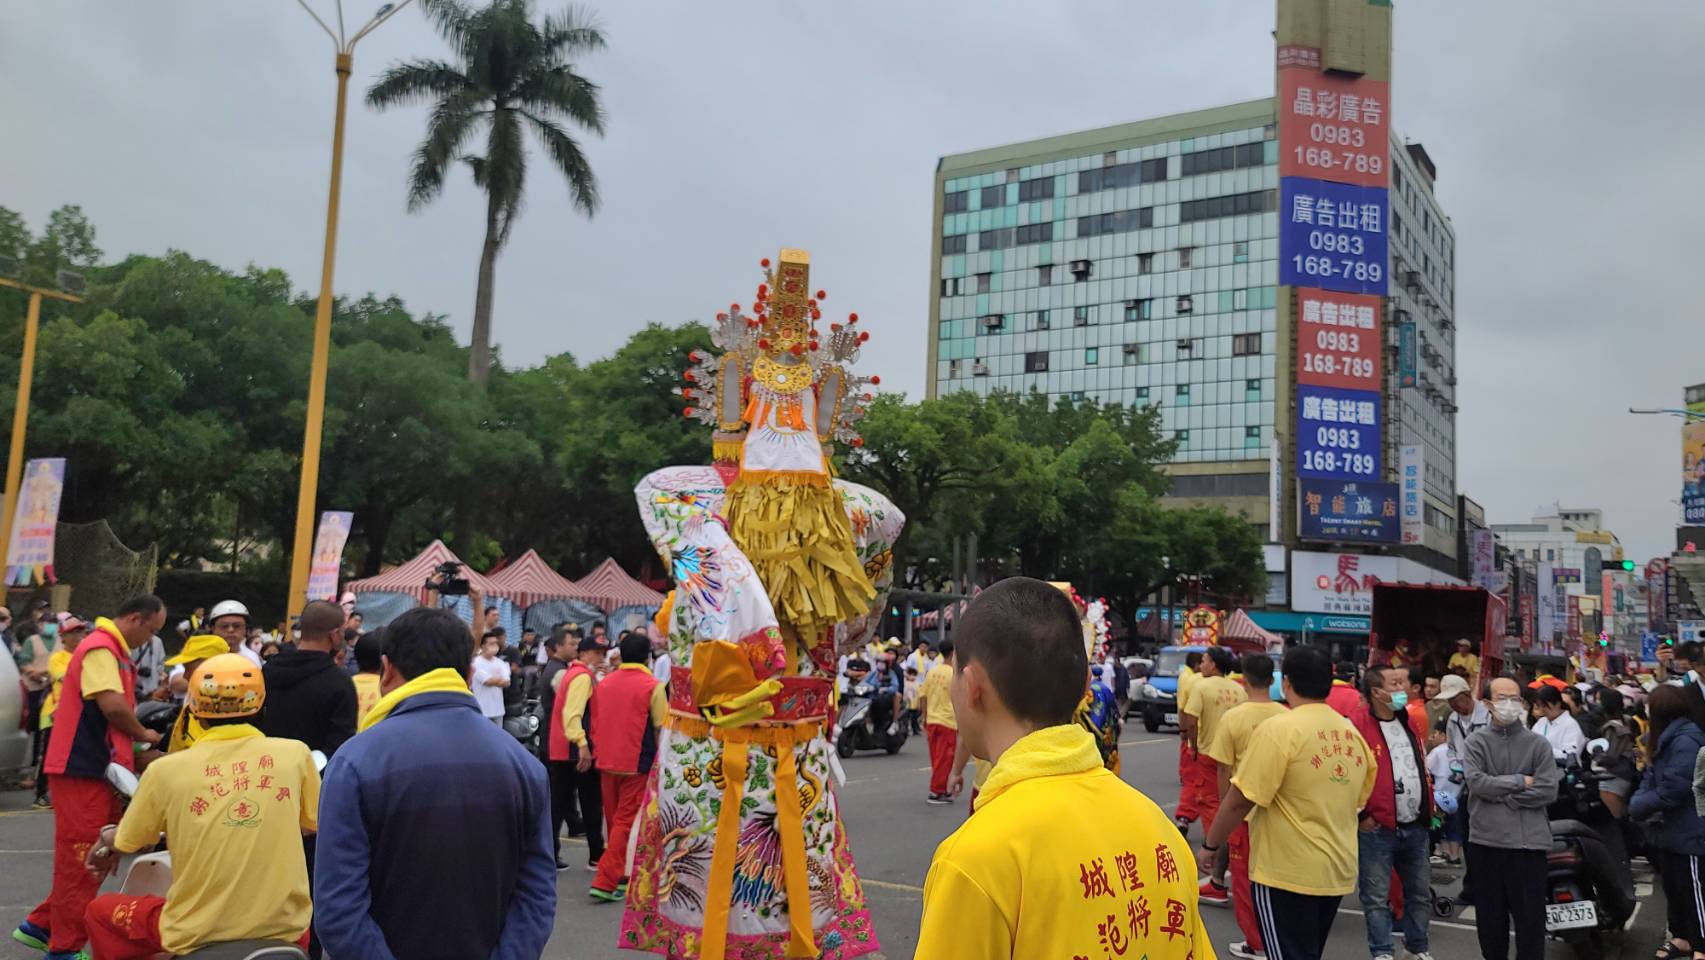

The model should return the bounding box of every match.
[1521,593,1535,651]
[1568,596,1582,643]
[1278,66,1391,188]
[1296,288,1382,391]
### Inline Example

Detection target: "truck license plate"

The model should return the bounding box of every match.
[1545,900,1597,931]
[1163,712,1178,725]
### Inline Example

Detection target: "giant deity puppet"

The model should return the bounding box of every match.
[619,249,903,960]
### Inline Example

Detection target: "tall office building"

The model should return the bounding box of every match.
[926,99,1460,571]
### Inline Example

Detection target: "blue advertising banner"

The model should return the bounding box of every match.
[1299,478,1399,543]
[1297,384,1381,480]
[1279,177,1390,296]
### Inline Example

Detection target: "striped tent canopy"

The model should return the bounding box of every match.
[1221,608,1284,647]
[569,557,665,613]
[346,539,500,604]
[484,549,582,608]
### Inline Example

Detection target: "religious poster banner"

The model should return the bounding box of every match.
[305,510,354,603]
[5,457,65,586]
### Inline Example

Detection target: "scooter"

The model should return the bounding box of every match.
[101,750,328,960]
[1542,743,1636,960]
[503,696,544,755]
[834,681,906,758]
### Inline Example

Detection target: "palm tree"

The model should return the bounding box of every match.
[368,0,606,384]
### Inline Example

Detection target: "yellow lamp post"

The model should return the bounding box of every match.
[0,276,83,565]
[284,0,413,617]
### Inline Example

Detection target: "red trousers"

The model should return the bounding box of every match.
[1174,744,1216,823]
[592,772,648,893]
[84,893,308,960]
[26,774,121,952]
[1229,823,1263,954]
[925,724,957,796]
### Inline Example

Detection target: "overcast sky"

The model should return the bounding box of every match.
[5,2,1702,562]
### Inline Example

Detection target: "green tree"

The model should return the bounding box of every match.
[367,0,607,385]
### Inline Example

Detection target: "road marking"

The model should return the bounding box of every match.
[0,809,49,818]
[0,849,51,854]
[861,878,924,895]
[1119,738,1171,747]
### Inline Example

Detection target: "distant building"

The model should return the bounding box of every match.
[927,99,1458,564]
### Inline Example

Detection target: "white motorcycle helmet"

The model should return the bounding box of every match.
[208,599,251,625]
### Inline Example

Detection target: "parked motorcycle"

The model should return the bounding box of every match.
[101,752,326,960]
[1542,744,1635,960]
[835,681,906,758]
[503,696,544,755]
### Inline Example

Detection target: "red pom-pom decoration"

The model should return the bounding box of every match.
[758,339,770,350]
[688,350,700,361]
[862,393,872,400]
[830,323,842,332]
[683,407,697,417]
[758,284,768,297]
[849,312,859,322]
[870,375,881,385]
[730,303,740,313]
[681,387,694,398]
[791,344,804,356]
[684,371,698,382]
[815,290,826,300]
[858,332,870,342]
[808,341,819,351]
[852,437,864,447]
[760,258,771,268]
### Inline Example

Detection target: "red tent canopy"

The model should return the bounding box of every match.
[484,549,583,608]
[1221,609,1284,647]
[570,558,665,613]
[346,539,500,604]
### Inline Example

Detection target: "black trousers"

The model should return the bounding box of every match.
[1466,843,1547,960]
[1251,882,1340,960]
[549,758,603,863]
[1660,850,1705,948]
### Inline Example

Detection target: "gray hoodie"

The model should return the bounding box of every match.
[1461,719,1560,851]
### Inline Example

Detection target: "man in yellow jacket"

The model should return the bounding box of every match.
[916,578,1212,959]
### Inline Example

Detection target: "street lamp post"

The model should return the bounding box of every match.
[0,277,83,565]
[284,0,412,618]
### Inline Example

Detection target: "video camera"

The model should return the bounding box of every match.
[426,560,471,597]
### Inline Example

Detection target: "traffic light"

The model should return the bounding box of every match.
[1618,560,1636,571]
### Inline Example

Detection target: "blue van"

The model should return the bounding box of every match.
[1132,644,1285,732]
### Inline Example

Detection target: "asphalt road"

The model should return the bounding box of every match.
[0,731,1665,959]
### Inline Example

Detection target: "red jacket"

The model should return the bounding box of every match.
[547,661,594,762]
[44,624,137,779]
[588,665,659,775]
[1349,700,1432,830]
[1326,681,1361,718]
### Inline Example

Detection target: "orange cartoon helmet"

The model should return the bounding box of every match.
[187,653,266,719]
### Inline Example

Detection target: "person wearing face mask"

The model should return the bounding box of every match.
[1348,664,1434,960]
[1461,677,1560,960]
[871,650,903,736]
[1530,685,1585,763]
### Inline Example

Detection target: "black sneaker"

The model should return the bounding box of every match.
[555,859,570,872]
[926,793,951,805]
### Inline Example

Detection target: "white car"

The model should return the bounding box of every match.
[0,646,30,772]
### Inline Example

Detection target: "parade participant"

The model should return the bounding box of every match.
[623,250,902,960]
[589,632,667,902]
[1079,664,1121,772]
[315,607,555,960]
[1328,662,1364,716]
[160,634,231,753]
[81,654,320,959]
[1349,665,1434,960]
[920,641,959,804]
[547,628,607,870]
[1461,677,1559,960]
[350,629,385,720]
[206,599,260,666]
[1448,638,1480,680]
[915,577,1211,959]
[1203,653,1287,960]
[1173,650,1205,832]
[14,596,166,959]
[1178,645,1243,842]
[1202,645,1377,960]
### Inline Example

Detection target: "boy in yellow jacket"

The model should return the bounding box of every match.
[915,578,1213,959]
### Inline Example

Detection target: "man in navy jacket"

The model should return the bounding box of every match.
[314,607,555,960]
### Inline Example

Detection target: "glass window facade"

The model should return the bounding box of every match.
[932,122,1280,464]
